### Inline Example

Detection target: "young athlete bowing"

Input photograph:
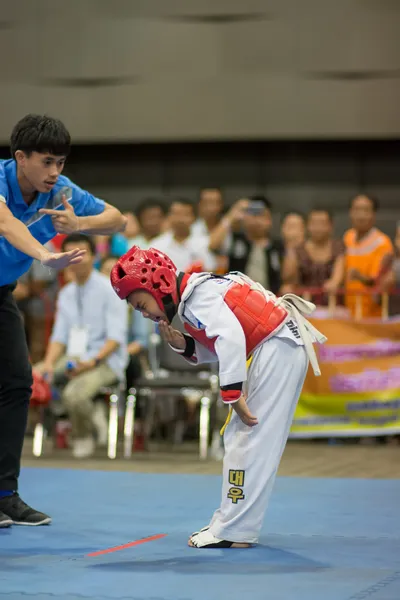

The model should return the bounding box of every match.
[111,245,326,549]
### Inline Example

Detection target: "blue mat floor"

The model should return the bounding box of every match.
[1,468,400,600]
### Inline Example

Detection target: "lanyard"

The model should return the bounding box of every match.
[76,285,85,327]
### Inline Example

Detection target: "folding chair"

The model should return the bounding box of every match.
[123,320,219,460]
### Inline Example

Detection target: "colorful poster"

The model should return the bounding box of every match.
[291,319,400,437]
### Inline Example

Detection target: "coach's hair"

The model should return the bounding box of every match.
[61,233,96,255]
[10,114,71,158]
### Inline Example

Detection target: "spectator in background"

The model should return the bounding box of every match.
[192,187,224,237]
[193,187,228,274]
[281,211,306,251]
[209,196,283,294]
[152,198,216,272]
[379,221,400,316]
[128,199,167,251]
[36,234,128,458]
[344,195,393,319]
[107,211,140,257]
[282,208,345,303]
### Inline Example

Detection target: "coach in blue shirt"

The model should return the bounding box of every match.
[0,114,126,528]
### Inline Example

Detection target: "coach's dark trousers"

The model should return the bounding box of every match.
[0,284,33,491]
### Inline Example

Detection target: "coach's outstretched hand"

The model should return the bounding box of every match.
[41,248,86,270]
[232,394,258,427]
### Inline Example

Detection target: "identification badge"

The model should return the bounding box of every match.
[67,326,88,359]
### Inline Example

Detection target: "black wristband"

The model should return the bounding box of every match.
[220,382,243,393]
[182,334,196,358]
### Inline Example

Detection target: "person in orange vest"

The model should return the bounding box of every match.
[111,246,326,549]
[344,195,393,318]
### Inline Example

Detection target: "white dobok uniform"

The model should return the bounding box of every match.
[170,272,326,544]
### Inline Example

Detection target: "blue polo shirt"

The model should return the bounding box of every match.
[0,159,105,286]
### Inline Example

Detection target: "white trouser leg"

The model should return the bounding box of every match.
[209,337,308,543]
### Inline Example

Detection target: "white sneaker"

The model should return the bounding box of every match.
[188,528,251,549]
[72,436,95,458]
[92,403,109,447]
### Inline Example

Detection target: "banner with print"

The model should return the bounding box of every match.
[290,318,400,437]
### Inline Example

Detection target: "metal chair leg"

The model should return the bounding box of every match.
[107,392,119,459]
[199,394,211,460]
[32,406,45,457]
[124,388,137,459]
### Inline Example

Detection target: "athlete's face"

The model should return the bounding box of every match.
[15,150,66,194]
[128,290,168,322]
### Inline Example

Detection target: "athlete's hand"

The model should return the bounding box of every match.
[40,248,86,270]
[158,320,186,350]
[232,394,258,427]
[39,195,80,233]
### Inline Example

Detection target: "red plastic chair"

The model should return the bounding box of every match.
[30,369,52,457]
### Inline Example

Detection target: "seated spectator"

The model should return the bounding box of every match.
[127,199,167,251]
[35,234,128,458]
[109,211,140,257]
[282,208,345,303]
[281,211,306,251]
[209,196,284,294]
[344,195,393,319]
[152,198,216,272]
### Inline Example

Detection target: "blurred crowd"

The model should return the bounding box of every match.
[16,188,400,458]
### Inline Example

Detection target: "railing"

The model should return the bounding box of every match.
[295,287,399,321]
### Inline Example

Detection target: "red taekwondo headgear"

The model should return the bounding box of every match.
[110,246,179,321]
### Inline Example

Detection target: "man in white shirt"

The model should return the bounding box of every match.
[192,187,224,239]
[151,198,216,272]
[37,234,128,458]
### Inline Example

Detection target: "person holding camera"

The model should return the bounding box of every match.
[208,196,284,294]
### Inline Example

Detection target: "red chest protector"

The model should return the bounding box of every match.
[180,274,288,358]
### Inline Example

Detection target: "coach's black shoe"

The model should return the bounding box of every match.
[0,493,51,526]
[0,510,13,528]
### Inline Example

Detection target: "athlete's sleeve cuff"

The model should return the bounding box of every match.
[220,382,243,404]
[169,334,196,359]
